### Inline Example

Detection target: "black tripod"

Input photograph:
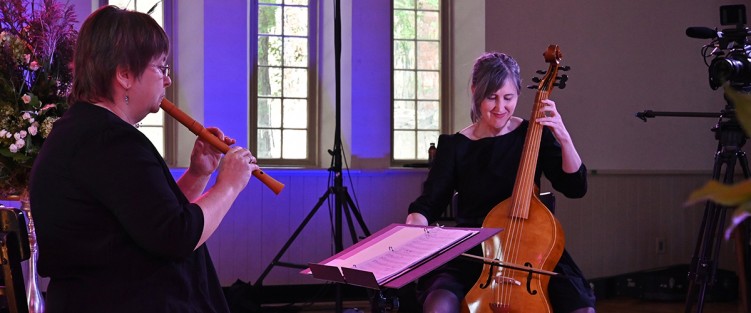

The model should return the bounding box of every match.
[636,102,749,313]
[683,104,751,313]
[253,1,371,312]
[638,100,751,312]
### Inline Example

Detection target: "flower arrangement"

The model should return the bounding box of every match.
[0,0,77,196]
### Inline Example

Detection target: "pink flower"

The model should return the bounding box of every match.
[22,94,31,104]
[28,123,38,136]
[22,112,31,120]
[40,104,57,112]
[29,61,39,71]
[14,131,27,140]
[9,144,18,153]
[14,139,24,149]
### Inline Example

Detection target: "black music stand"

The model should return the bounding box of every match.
[304,224,501,294]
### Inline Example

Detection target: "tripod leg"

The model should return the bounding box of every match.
[685,150,737,312]
[343,188,371,237]
[254,188,333,288]
[341,195,360,245]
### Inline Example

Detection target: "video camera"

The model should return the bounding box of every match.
[686,4,751,90]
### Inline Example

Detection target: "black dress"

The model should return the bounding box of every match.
[407,120,595,312]
[29,102,230,313]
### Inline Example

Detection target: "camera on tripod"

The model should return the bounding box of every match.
[686,4,751,90]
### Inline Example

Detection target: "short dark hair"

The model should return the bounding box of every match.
[69,5,169,104]
[470,52,521,123]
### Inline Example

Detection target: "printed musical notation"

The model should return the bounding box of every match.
[322,226,477,284]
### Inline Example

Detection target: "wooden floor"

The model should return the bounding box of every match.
[278,297,741,313]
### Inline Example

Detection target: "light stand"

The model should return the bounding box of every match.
[254,1,371,312]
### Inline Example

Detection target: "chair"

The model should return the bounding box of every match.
[443,191,557,222]
[0,207,30,313]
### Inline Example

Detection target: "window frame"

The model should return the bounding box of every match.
[250,0,319,167]
[390,0,451,166]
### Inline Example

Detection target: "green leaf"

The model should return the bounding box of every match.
[686,179,751,206]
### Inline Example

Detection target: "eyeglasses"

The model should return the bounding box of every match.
[152,64,170,77]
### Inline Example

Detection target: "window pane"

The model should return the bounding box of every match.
[258,98,282,127]
[417,11,439,40]
[284,37,308,67]
[417,41,439,70]
[393,130,416,160]
[394,101,416,129]
[393,10,415,40]
[260,0,282,3]
[394,0,415,9]
[258,129,282,158]
[394,40,415,70]
[417,130,439,159]
[258,66,282,97]
[282,129,307,158]
[285,0,307,4]
[417,70,439,99]
[417,101,439,129]
[417,0,439,10]
[259,4,282,35]
[108,0,134,9]
[258,36,283,66]
[283,68,308,97]
[284,7,308,36]
[394,70,415,99]
[283,99,307,128]
[138,126,164,156]
[140,109,163,126]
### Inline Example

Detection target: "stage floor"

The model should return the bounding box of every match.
[262,297,740,313]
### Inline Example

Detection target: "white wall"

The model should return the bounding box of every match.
[485,0,745,171]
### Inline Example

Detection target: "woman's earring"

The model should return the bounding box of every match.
[125,94,129,106]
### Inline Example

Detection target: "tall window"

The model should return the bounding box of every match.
[252,0,317,166]
[392,0,441,162]
[106,0,168,157]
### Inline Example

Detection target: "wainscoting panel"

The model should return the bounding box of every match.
[3,169,742,290]
[205,169,431,287]
[545,171,738,281]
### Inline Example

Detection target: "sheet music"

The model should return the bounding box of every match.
[323,226,477,283]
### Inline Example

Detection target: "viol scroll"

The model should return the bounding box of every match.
[160,98,285,195]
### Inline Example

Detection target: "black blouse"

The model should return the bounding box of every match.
[30,102,229,313]
[408,120,587,227]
